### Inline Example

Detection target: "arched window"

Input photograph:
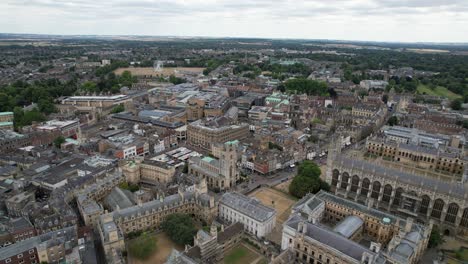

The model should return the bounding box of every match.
[419,195,431,215]
[460,208,468,228]
[393,188,404,206]
[331,169,339,187]
[350,175,359,193]
[361,178,370,196]
[431,199,445,219]
[341,172,350,189]
[445,203,459,224]
[371,181,381,199]
[382,184,392,203]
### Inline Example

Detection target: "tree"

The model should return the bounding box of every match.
[111,104,125,114]
[382,94,389,104]
[161,213,197,246]
[54,136,65,148]
[81,81,98,94]
[451,99,463,110]
[38,98,57,115]
[119,182,140,192]
[328,88,338,98]
[387,116,398,126]
[289,160,328,198]
[182,162,189,173]
[127,232,157,260]
[119,70,137,87]
[15,108,46,128]
[169,75,186,85]
[284,78,328,96]
[428,226,443,248]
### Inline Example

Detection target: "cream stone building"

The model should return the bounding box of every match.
[276,191,431,264]
[187,120,249,151]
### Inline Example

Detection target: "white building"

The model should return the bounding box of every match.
[219,192,276,238]
[153,140,165,154]
[360,80,389,90]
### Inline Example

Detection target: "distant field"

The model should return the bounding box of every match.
[407,48,450,54]
[114,67,205,77]
[416,84,461,100]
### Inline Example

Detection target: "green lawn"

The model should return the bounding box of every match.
[224,244,260,264]
[416,84,462,100]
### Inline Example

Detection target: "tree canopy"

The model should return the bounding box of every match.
[284,78,328,96]
[111,104,125,114]
[53,136,65,148]
[127,232,157,260]
[451,99,463,110]
[161,213,197,246]
[289,160,330,198]
[428,225,443,248]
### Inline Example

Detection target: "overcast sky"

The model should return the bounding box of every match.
[1,0,468,43]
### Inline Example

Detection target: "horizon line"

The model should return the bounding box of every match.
[1,32,468,46]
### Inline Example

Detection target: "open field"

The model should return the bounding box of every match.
[128,232,183,264]
[249,187,296,224]
[114,67,205,77]
[407,48,450,54]
[223,244,264,264]
[416,84,461,100]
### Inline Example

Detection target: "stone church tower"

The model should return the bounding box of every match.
[326,135,342,183]
[219,141,239,188]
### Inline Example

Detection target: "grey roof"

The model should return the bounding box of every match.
[0,225,77,259]
[405,231,422,243]
[10,217,33,231]
[113,191,208,220]
[333,215,364,238]
[391,242,414,261]
[219,192,276,223]
[104,187,135,210]
[196,230,212,243]
[335,156,467,199]
[285,214,375,261]
[0,237,39,259]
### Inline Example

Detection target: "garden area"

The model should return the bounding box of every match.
[223,244,265,264]
[127,232,183,264]
[127,232,157,260]
[446,248,468,263]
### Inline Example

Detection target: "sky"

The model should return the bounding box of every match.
[1,0,468,43]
